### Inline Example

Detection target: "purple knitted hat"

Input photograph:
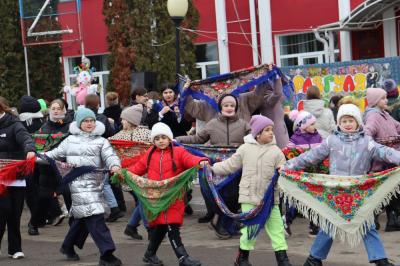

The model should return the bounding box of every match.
[250,115,274,138]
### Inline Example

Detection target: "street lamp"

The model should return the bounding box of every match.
[167,0,188,79]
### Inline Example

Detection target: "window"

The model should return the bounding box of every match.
[276,32,339,67]
[195,42,220,79]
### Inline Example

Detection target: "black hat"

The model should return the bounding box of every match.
[18,95,41,113]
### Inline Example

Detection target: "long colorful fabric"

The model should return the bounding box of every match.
[279,167,400,246]
[0,157,36,195]
[33,133,68,152]
[282,146,329,174]
[200,166,278,239]
[111,167,198,222]
[110,140,151,168]
[376,136,400,148]
[179,65,294,114]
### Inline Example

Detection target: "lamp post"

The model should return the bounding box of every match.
[167,0,188,80]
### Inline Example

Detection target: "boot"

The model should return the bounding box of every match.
[28,222,39,236]
[303,255,323,266]
[197,212,214,223]
[209,220,231,240]
[185,205,194,216]
[143,250,163,266]
[385,211,400,232]
[275,250,293,266]
[234,248,252,266]
[174,246,201,266]
[106,207,124,223]
[124,224,143,240]
[60,246,80,261]
[99,252,122,266]
[374,258,398,266]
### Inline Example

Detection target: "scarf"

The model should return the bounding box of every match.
[110,140,151,168]
[112,167,198,221]
[49,113,66,123]
[19,111,44,126]
[33,133,68,152]
[0,157,36,195]
[279,167,400,247]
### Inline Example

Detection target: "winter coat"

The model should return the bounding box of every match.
[387,98,400,122]
[302,99,336,139]
[363,107,400,172]
[176,114,250,146]
[129,145,206,226]
[0,113,35,187]
[184,81,269,123]
[212,134,285,205]
[45,121,121,218]
[259,79,289,148]
[36,117,72,197]
[287,128,323,149]
[103,104,122,131]
[109,126,151,142]
[284,129,400,176]
[95,113,115,138]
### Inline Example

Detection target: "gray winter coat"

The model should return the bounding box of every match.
[285,129,400,176]
[45,121,121,218]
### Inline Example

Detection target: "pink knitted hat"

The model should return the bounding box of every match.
[366,88,387,107]
[250,115,274,137]
[289,110,316,130]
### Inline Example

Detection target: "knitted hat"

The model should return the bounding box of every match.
[151,122,173,142]
[289,110,316,130]
[382,79,398,99]
[337,104,363,127]
[18,95,41,113]
[75,107,96,127]
[249,115,274,138]
[218,94,239,112]
[366,88,387,107]
[121,104,143,126]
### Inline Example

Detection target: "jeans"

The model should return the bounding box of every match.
[128,203,148,228]
[310,227,386,262]
[103,175,118,209]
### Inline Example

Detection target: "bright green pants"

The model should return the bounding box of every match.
[239,204,288,251]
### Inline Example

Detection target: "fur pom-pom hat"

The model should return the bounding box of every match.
[289,110,316,130]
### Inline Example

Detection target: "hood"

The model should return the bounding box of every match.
[333,128,364,143]
[217,113,239,122]
[243,133,277,146]
[303,99,325,117]
[363,107,381,123]
[0,113,20,130]
[69,121,105,137]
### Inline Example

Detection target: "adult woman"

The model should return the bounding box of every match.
[0,96,35,259]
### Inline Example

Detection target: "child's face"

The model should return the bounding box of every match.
[154,135,171,149]
[303,122,316,134]
[80,118,96,133]
[162,89,175,103]
[256,125,274,144]
[221,102,236,117]
[136,94,148,105]
[339,115,358,133]
[121,119,134,130]
[376,95,388,110]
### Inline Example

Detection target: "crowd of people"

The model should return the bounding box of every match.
[0,73,400,266]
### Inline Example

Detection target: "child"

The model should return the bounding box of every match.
[212,115,293,266]
[109,104,151,142]
[287,110,322,149]
[284,104,400,266]
[129,122,207,266]
[364,87,400,232]
[44,108,122,266]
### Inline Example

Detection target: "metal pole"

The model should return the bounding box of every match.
[173,18,183,81]
[23,46,31,95]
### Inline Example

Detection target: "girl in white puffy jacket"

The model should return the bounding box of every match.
[212,115,293,266]
[45,107,122,266]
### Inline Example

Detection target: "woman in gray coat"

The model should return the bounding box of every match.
[44,108,122,266]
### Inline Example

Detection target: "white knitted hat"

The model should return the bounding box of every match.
[150,122,173,142]
[337,104,363,127]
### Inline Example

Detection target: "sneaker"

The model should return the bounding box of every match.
[53,214,66,226]
[8,252,24,259]
[99,254,122,266]
[197,213,214,223]
[28,223,39,236]
[60,247,80,261]
[208,222,232,240]
[106,208,124,223]
[124,225,143,240]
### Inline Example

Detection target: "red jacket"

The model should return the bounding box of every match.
[129,145,205,226]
